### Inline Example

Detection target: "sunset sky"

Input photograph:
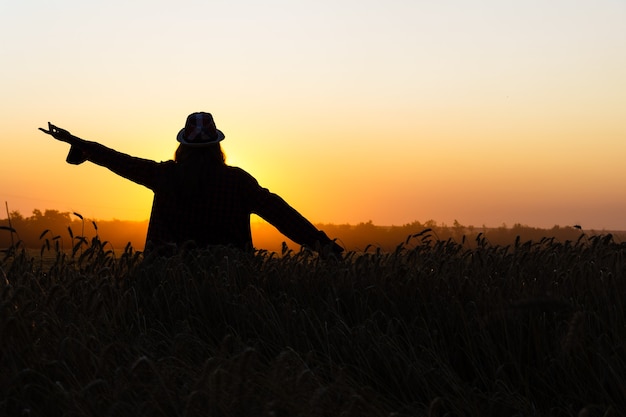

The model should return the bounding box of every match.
[1,0,625,231]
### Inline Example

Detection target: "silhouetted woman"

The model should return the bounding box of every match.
[40,112,343,256]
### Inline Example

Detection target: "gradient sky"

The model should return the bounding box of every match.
[1,0,625,230]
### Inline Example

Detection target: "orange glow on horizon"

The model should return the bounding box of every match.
[2,1,625,231]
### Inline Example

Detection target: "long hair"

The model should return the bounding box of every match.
[174,144,225,166]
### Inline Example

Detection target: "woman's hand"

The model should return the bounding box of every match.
[39,122,90,164]
[39,122,76,144]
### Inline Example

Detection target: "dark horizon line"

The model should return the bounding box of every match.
[1,214,623,234]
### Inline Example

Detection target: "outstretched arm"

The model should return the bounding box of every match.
[39,122,162,189]
[247,179,344,256]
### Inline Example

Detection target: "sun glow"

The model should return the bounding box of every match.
[1,0,625,231]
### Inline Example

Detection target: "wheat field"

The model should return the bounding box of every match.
[1,230,625,416]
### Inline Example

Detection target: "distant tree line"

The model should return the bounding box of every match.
[312,220,621,252]
[0,209,148,252]
[1,209,621,253]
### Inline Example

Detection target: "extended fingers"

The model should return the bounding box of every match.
[39,122,72,142]
[38,122,57,135]
[38,122,51,134]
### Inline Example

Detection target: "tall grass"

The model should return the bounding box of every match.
[1,229,625,416]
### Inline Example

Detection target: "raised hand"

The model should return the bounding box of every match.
[39,122,75,143]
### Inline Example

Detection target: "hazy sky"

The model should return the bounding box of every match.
[1,0,625,230]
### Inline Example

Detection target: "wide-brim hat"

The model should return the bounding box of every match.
[176,112,225,146]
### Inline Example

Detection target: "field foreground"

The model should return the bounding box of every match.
[1,231,625,416]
